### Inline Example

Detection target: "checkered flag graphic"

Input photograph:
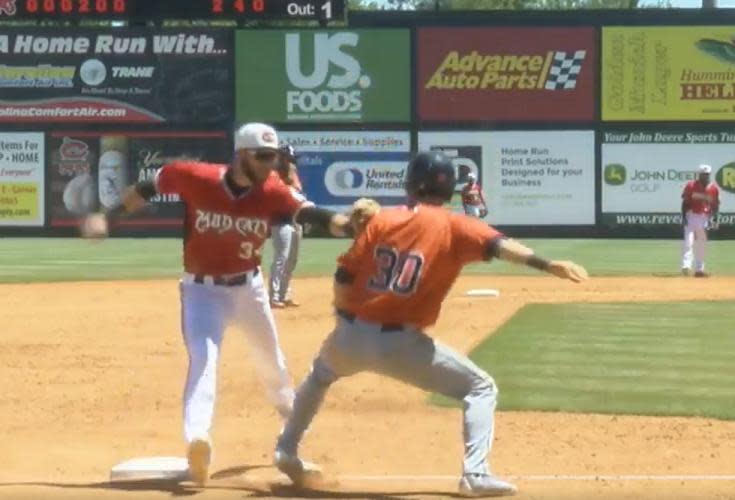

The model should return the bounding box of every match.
[544,50,586,90]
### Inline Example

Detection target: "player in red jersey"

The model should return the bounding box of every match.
[81,123,351,486]
[681,164,720,277]
[461,173,488,219]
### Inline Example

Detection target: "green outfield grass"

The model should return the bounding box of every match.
[0,238,734,283]
[434,301,735,420]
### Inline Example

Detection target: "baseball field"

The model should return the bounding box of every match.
[2,237,735,500]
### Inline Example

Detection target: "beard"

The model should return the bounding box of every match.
[238,158,270,185]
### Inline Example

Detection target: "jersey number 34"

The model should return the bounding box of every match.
[368,246,424,295]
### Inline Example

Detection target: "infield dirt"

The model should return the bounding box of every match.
[2,275,735,499]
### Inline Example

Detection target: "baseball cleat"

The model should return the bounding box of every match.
[458,473,517,497]
[274,449,323,486]
[694,271,709,278]
[284,299,300,308]
[270,300,286,309]
[187,437,211,486]
[681,268,691,276]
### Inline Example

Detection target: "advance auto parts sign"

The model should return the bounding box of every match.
[418,27,596,122]
[236,30,410,123]
[602,129,735,226]
[0,30,232,123]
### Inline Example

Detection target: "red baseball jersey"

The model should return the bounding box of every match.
[337,204,503,330]
[292,170,303,193]
[156,162,303,275]
[682,180,720,215]
[461,183,485,207]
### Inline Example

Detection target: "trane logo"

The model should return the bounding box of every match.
[112,66,155,78]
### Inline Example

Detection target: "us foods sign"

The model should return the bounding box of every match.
[236,30,410,123]
[417,27,596,122]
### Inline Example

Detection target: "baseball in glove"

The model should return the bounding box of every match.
[349,198,381,235]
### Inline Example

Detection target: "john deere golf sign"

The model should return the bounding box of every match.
[601,129,735,227]
[235,30,410,123]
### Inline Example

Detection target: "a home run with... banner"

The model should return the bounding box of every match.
[0,30,233,123]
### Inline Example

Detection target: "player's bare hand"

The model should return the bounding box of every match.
[80,212,109,239]
[548,260,588,283]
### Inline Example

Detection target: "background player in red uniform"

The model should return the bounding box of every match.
[461,173,488,219]
[681,164,720,277]
[81,123,351,486]
[273,151,588,497]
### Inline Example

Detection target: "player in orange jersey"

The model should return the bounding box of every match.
[273,151,588,497]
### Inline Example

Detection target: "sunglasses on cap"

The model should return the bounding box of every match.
[253,150,278,161]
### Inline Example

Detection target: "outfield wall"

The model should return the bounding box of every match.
[2,10,735,238]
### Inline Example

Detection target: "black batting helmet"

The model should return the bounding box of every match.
[405,151,456,202]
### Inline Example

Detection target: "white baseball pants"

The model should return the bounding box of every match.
[179,270,294,443]
[681,211,709,273]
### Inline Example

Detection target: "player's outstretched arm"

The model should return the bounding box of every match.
[495,238,588,283]
[295,205,352,237]
[80,181,156,239]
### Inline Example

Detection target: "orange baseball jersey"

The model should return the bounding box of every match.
[337,204,503,330]
[682,180,720,214]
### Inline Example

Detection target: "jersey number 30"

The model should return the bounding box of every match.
[368,246,424,295]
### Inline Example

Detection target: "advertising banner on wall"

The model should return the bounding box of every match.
[603,26,735,121]
[48,131,228,228]
[0,30,233,123]
[417,27,596,122]
[418,131,595,225]
[236,30,410,123]
[0,133,44,227]
[602,129,735,226]
[279,131,411,211]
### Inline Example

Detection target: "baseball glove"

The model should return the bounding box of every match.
[349,198,381,235]
[480,208,488,218]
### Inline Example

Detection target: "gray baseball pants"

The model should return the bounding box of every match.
[269,223,302,302]
[277,315,498,475]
